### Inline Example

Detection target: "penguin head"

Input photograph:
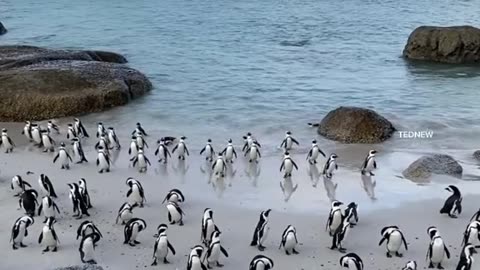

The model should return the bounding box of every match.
[427,226,438,239]
[218,152,223,157]
[369,150,377,156]
[445,185,460,195]
[60,142,66,147]
[25,121,31,125]
[136,122,141,126]
[71,137,79,142]
[332,200,343,208]
[312,139,317,144]
[138,149,144,154]
[131,136,136,140]
[48,120,52,124]
[155,224,168,237]
[247,132,252,136]
[331,153,338,159]
[98,122,103,126]
[108,127,114,130]
[286,131,291,135]
[180,136,187,140]
[2,128,7,132]
[45,217,56,227]
[228,139,233,143]
[68,123,73,127]
[284,152,290,157]
[211,230,221,240]
[207,139,212,143]
[263,209,272,217]
[97,146,104,151]
[464,244,477,255]
[242,136,247,140]
[74,118,79,122]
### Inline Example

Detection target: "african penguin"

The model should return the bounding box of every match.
[107,127,121,150]
[326,200,344,236]
[378,225,408,258]
[166,201,185,226]
[201,208,220,246]
[130,149,151,173]
[243,132,261,152]
[68,183,90,219]
[155,139,171,164]
[456,244,477,270]
[221,139,237,164]
[187,245,207,270]
[136,133,149,149]
[95,133,110,151]
[38,174,57,198]
[212,153,227,178]
[200,139,216,162]
[47,121,60,134]
[79,232,101,264]
[96,122,106,138]
[204,230,229,268]
[19,189,38,217]
[11,175,31,196]
[79,178,93,208]
[402,260,417,270]
[249,255,274,270]
[74,118,89,138]
[37,195,60,223]
[462,221,480,248]
[132,122,148,136]
[71,137,88,163]
[280,131,299,152]
[361,150,377,176]
[96,146,111,173]
[279,152,298,178]
[40,129,55,152]
[440,185,462,218]
[245,141,261,163]
[10,215,34,250]
[426,226,450,269]
[22,121,33,141]
[116,202,137,225]
[162,189,185,204]
[53,142,73,170]
[339,253,364,270]
[129,136,140,157]
[38,217,59,252]
[152,224,176,265]
[323,153,338,178]
[250,209,271,251]
[77,220,102,242]
[278,225,299,255]
[1,128,15,153]
[126,177,146,207]
[67,124,77,140]
[306,139,326,165]
[123,218,147,246]
[172,136,189,160]
[31,124,42,146]
[331,218,351,253]
[344,202,359,227]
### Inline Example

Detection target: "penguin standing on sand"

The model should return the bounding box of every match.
[71,137,88,163]
[155,139,171,164]
[440,185,462,218]
[162,189,185,204]
[242,132,255,153]
[152,224,176,265]
[331,217,351,253]
[126,178,146,207]
[38,217,59,252]
[40,130,55,152]
[339,253,364,270]
[326,200,344,236]
[166,201,185,226]
[221,139,237,164]
[130,149,151,173]
[96,123,106,138]
[187,246,207,270]
[462,220,480,247]
[123,218,147,247]
[204,230,229,268]
[31,124,42,146]
[37,195,60,223]
[74,118,89,138]
[47,121,60,134]
[1,128,15,153]
[95,133,110,150]
[129,136,140,157]
[361,150,377,176]
[211,153,227,178]
[53,142,73,170]
[245,141,261,163]
[280,131,299,152]
[10,215,35,250]
[200,139,215,162]
[107,127,121,150]
[279,152,298,178]
[402,261,417,270]
[344,202,359,227]
[173,136,189,160]
[136,134,148,149]
[378,225,408,258]
[79,232,101,264]
[249,255,274,270]
[201,208,219,246]
[323,153,338,178]
[19,189,38,216]
[250,209,271,251]
[77,221,102,241]
[132,122,148,136]
[68,183,90,219]
[22,121,33,142]
[11,175,31,196]
[96,146,111,173]
[116,202,137,225]
[278,225,299,255]
[79,178,93,209]
[67,124,77,140]
[426,226,450,269]
[38,174,57,198]
[456,244,477,270]
[306,139,325,164]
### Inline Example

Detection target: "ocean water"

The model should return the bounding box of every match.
[1,0,480,211]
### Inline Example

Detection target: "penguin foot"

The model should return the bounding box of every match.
[207,264,213,269]
[87,260,97,264]
[133,240,141,244]
[285,251,290,255]
[395,252,403,258]
[370,172,375,176]
[258,245,266,251]
[449,214,458,219]
[129,243,136,247]
[428,262,434,268]
[52,247,57,252]
[338,248,347,253]
[106,169,110,173]
[437,264,444,269]
[179,221,184,226]
[20,243,27,248]
[293,249,299,254]
[98,171,103,174]
[42,248,49,252]
[12,245,18,250]
[216,262,224,267]
[386,252,392,258]
[163,258,170,264]
[151,260,157,266]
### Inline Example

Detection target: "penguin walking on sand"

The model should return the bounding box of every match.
[306,140,325,165]
[331,217,351,253]
[67,124,77,140]
[152,224,176,265]
[173,136,189,160]
[37,195,60,223]
[130,149,151,173]
[155,139,171,164]
[280,131,299,152]
[187,246,208,270]
[440,185,462,218]
[53,142,73,170]
[68,183,90,219]
[38,174,57,198]
[212,154,227,178]
[22,121,33,142]
[116,202,137,225]
[201,208,220,246]
[79,232,101,264]
[19,189,38,217]
[1,128,15,153]
[204,230,229,268]
[96,146,111,173]
[200,139,216,162]
[250,209,271,251]
[344,202,359,227]
[40,130,55,152]
[107,127,121,150]
[132,122,148,137]
[96,122,106,138]
[136,134,149,149]
[279,152,298,178]
[10,215,35,250]
[31,124,42,146]
[323,153,338,178]
[74,118,89,138]
[456,244,477,270]
[243,132,261,153]
[129,136,140,157]
[249,255,274,270]
[245,141,261,163]
[71,137,88,163]
[221,139,237,164]
[79,178,93,209]
[11,175,32,197]
[326,200,344,236]
[361,150,377,176]
[279,225,299,255]
[47,121,60,135]
[462,220,480,248]
[426,226,450,269]
[402,261,417,270]
[166,201,185,226]
[378,225,408,258]
[162,189,185,204]
[126,178,146,207]
[38,217,59,252]
[77,221,102,241]
[339,253,364,270]
[123,218,147,247]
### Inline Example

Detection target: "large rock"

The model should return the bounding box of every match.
[0,22,6,35]
[403,26,480,64]
[0,45,152,121]
[53,266,103,270]
[402,154,463,182]
[316,106,396,143]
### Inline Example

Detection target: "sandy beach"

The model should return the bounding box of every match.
[0,121,479,270]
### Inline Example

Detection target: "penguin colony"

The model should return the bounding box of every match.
[3,119,480,270]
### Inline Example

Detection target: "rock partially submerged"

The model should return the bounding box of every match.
[316,106,396,144]
[403,26,480,64]
[402,154,463,182]
[0,22,6,35]
[53,266,103,270]
[474,150,480,161]
[0,45,152,121]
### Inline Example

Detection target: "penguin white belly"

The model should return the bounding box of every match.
[177,144,186,157]
[24,127,32,139]
[213,161,224,175]
[366,158,375,171]
[82,238,95,261]
[12,180,23,194]
[43,228,56,248]
[249,148,258,160]
[2,136,12,149]
[128,186,142,205]
[284,160,293,173]
[205,220,215,242]
[14,224,26,244]
[468,227,479,245]
[43,201,55,218]
[136,138,144,148]
[310,148,319,160]
[167,205,181,222]
[98,154,109,169]
[130,142,138,156]
[259,226,270,245]
[207,244,221,264]
[387,232,402,252]
[73,146,81,159]
[190,256,203,270]
[130,224,140,242]
[205,147,213,158]
[431,240,445,263]
[284,233,296,251]
[42,136,51,148]
[59,151,69,166]
[169,194,179,203]
[347,259,357,269]
[330,211,342,233]
[108,134,115,147]
[32,130,41,144]
[156,237,169,259]
[327,162,336,175]
[226,148,233,160]
[158,147,166,159]
[285,138,292,149]
[120,210,133,223]
[137,156,147,169]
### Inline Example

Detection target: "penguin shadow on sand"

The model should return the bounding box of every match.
[307,162,321,188]
[245,161,261,187]
[280,176,298,202]
[322,175,338,202]
[200,159,214,184]
[211,175,227,198]
[155,161,169,176]
[360,174,377,200]
[172,158,189,183]
[225,162,236,187]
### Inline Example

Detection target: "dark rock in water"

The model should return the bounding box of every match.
[53,266,104,270]
[0,22,6,35]
[402,154,463,182]
[316,106,396,143]
[0,45,152,121]
[403,26,480,64]
[279,39,310,47]
[474,150,480,161]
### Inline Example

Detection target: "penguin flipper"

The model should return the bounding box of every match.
[400,232,408,250]
[53,154,59,163]
[444,244,450,259]
[37,204,43,216]
[220,245,229,257]
[378,235,387,246]
[167,240,176,255]
[38,232,43,244]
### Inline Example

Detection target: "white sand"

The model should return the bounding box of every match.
[0,122,479,270]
